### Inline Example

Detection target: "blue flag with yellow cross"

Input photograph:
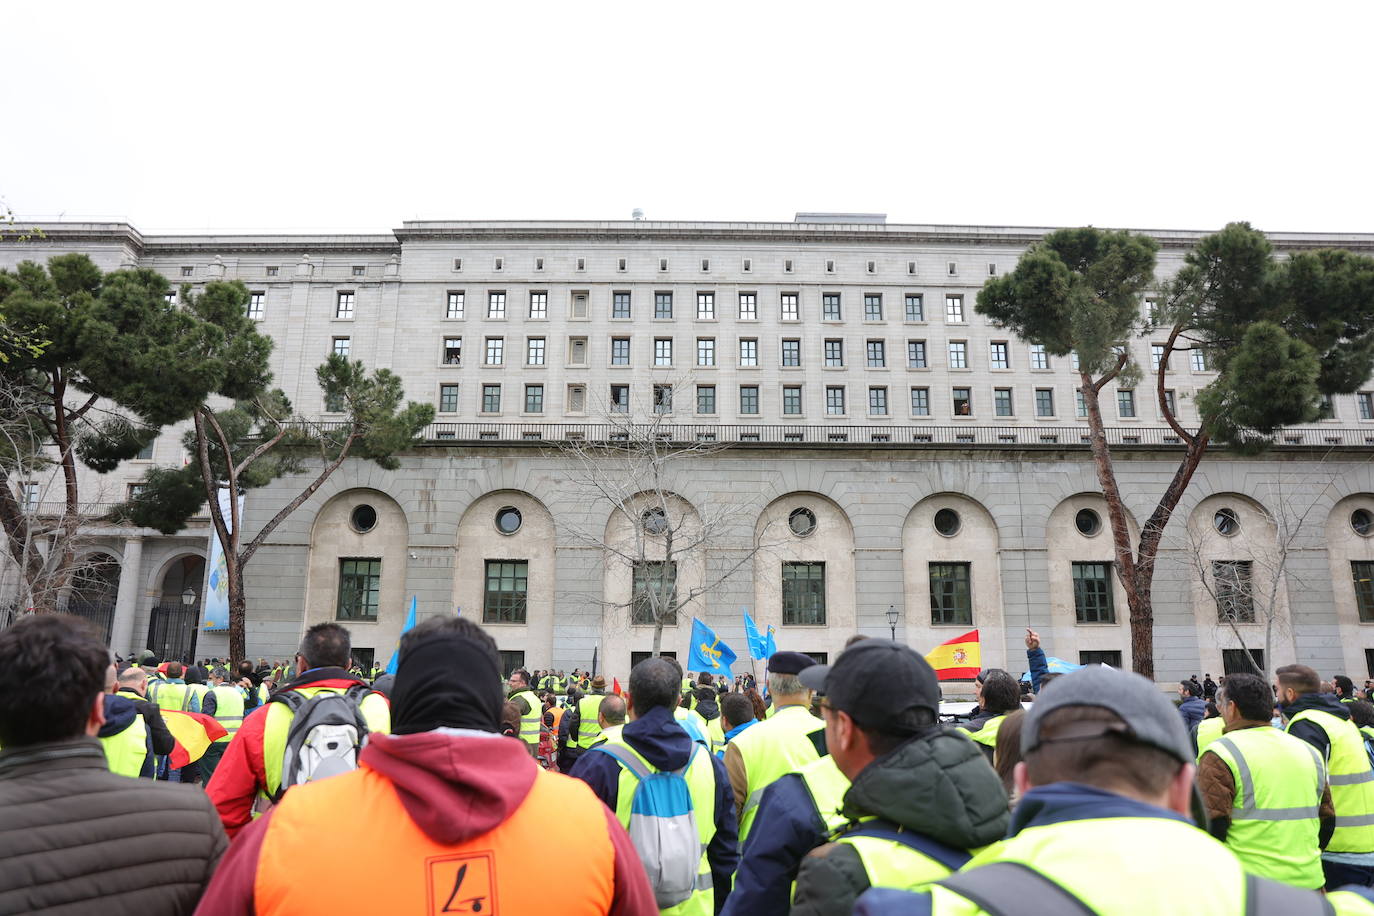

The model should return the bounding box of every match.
[688,617,737,678]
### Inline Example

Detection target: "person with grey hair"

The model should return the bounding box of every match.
[724,651,826,844]
[199,666,259,783]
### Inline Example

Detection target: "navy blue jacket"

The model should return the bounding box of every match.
[1177,696,1206,731]
[720,771,825,916]
[569,704,739,911]
[1284,691,1351,761]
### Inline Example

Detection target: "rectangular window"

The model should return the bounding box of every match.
[128,483,145,499]
[654,292,673,319]
[658,258,669,272]
[653,384,672,414]
[1164,389,1177,416]
[632,561,677,626]
[701,258,711,272]
[697,385,716,415]
[1354,562,1374,622]
[782,562,827,625]
[324,389,345,413]
[994,387,1014,417]
[1076,390,1088,417]
[266,265,279,277]
[907,340,927,369]
[527,291,547,319]
[1029,344,1048,370]
[696,292,715,320]
[483,560,528,624]
[905,294,924,321]
[1191,349,1208,372]
[1035,388,1055,417]
[567,384,586,413]
[824,339,844,367]
[337,558,381,620]
[485,337,504,365]
[1145,298,1160,322]
[742,258,752,273]
[335,291,355,319]
[822,293,842,321]
[864,294,883,321]
[784,259,794,273]
[20,482,38,509]
[1214,560,1255,623]
[524,384,544,413]
[526,337,545,365]
[442,291,464,320]
[948,341,967,369]
[443,337,462,365]
[1079,650,1123,667]
[617,258,627,272]
[1319,394,1335,420]
[953,387,972,416]
[610,384,630,413]
[332,337,351,357]
[611,337,630,365]
[945,295,964,322]
[1150,344,1165,371]
[781,293,800,321]
[1072,562,1116,623]
[739,339,758,366]
[866,340,886,368]
[492,258,503,272]
[136,441,155,461]
[482,384,502,413]
[825,386,846,415]
[868,387,888,415]
[929,562,972,625]
[570,293,588,319]
[739,385,760,415]
[1117,390,1136,418]
[911,387,930,416]
[738,293,757,320]
[783,386,802,415]
[568,337,587,366]
[439,384,460,413]
[697,338,715,367]
[781,339,801,367]
[246,292,265,320]
[1359,392,1374,421]
[990,342,1009,370]
[1223,649,1265,676]
[1070,351,1081,371]
[612,291,632,319]
[654,338,673,366]
[487,291,506,319]
[497,651,526,680]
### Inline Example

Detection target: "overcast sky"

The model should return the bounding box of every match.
[5,2,1371,234]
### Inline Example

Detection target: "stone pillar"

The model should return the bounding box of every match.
[110,536,143,655]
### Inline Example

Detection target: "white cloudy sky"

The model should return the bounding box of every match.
[4,1,1371,234]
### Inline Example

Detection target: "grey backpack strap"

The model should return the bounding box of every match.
[935,862,1097,916]
[1244,874,1334,916]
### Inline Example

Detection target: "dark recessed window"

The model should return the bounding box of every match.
[1075,508,1101,537]
[643,506,669,535]
[789,507,817,538]
[495,506,522,535]
[350,505,377,533]
[1214,508,1240,536]
[934,508,961,537]
[1353,509,1374,538]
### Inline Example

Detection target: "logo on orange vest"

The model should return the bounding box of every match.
[428,851,496,914]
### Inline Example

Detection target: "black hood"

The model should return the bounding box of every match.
[1284,692,1351,721]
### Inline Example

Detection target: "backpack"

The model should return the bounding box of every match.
[593,742,703,909]
[269,684,373,802]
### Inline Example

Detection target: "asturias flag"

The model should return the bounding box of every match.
[162,710,228,768]
[385,596,418,676]
[743,610,776,661]
[925,629,981,680]
[688,618,738,678]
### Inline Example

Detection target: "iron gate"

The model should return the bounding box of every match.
[146,602,200,663]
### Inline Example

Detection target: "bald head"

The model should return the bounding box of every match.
[598,694,627,728]
[118,666,148,695]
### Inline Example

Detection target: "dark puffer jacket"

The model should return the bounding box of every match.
[789,726,1010,916]
[0,738,227,914]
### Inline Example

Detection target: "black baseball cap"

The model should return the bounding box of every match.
[767,651,817,675]
[798,639,940,733]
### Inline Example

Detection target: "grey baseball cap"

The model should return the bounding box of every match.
[1021,664,1194,764]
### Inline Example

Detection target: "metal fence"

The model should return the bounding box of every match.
[65,599,115,644]
[146,602,200,664]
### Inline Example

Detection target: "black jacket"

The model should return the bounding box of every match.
[116,687,176,758]
[1285,692,1351,760]
[790,727,1010,916]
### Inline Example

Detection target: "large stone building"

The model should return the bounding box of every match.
[4,215,1374,682]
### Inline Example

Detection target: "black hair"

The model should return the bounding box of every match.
[1220,673,1271,721]
[1180,680,1202,698]
[0,615,110,747]
[1349,700,1374,730]
[628,657,680,716]
[1335,675,1355,697]
[980,671,1022,715]
[720,692,756,729]
[299,622,351,669]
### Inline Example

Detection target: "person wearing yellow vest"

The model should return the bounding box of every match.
[193,614,657,916]
[110,665,175,778]
[147,661,203,782]
[1278,663,1374,889]
[206,622,391,839]
[506,668,542,751]
[569,656,738,915]
[725,651,827,844]
[97,663,151,779]
[201,666,260,784]
[1195,710,1226,760]
[1196,672,1333,889]
[956,670,1020,764]
[559,675,608,770]
[860,664,1347,916]
[786,640,1008,916]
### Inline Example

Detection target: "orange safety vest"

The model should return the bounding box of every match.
[548,706,565,740]
[253,759,616,915]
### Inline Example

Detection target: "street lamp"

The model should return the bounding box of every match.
[181,587,197,607]
[886,604,899,641]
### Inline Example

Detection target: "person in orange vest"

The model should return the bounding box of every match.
[191,615,657,916]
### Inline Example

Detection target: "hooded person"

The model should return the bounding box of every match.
[192,615,657,916]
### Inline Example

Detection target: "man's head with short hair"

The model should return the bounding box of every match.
[980,671,1022,715]
[509,668,531,690]
[166,661,184,679]
[1335,675,1355,699]
[0,615,111,748]
[626,657,681,718]
[1178,679,1201,699]
[1217,673,1271,724]
[598,694,627,728]
[298,622,352,671]
[720,692,756,731]
[210,667,230,684]
[1348,700,1374,730]
[1275,664,1322,706]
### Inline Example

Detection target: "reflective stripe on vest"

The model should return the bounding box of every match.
[1207,728,1326,889]
[797,754,851,835]
[1287,708,1374,851]
[706,718,725,757]
[732,705,826,841]
[1196,717,1226,759]
[150,681,191,713]
[513,690,541,746]
[100,715,149,778]
[209,685,245,744]
[575,694,604,749]
[259,686,392,807]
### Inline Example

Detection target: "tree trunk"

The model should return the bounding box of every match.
[227,553,247,667]
[1124,579,1156,682]
[651,619,663,658]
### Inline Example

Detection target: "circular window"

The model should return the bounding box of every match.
[350,504,377,533]
[934,508,961,537]
[642,507,669,535]
[789,507,817,538]
[1075,508,1101,537]
[495,506,523,535]
[1353,509,1374,537]
[1214,508,1240,537]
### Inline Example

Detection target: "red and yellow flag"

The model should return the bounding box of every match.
[925,629,981,680]
[162,710,228,768]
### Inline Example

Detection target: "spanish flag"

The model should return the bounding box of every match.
[925,629,981,680]
[162,710,228,768]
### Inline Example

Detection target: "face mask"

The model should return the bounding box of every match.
[1271,716,1283,729]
